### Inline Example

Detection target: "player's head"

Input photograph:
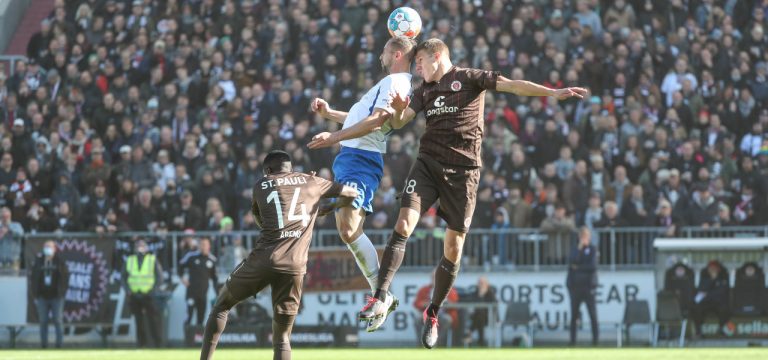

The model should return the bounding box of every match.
[135,238,148,254]
[380,36,417,73]
[414,38,450,82]
[263,150,292,175]
[199,237,211,255]
[579,226,591,246]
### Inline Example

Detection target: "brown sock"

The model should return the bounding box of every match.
[200,288,238,360]
[272,313,295,360]
[430,256,459,311]
[374,231,409,300]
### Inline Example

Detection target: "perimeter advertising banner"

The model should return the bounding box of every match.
[290,270,656,342]
[25,238,115,324]
[305,248,384,292]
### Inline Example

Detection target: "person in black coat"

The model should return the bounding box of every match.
[567,227,599,346]
[29,241,68,348]
[686,184,719,227]
[178,237,219,326]
[692,261,730,337]
[468,276,497,347]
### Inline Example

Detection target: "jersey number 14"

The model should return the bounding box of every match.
[266,188,310,228]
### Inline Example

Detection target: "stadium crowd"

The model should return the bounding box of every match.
[0,0,767,269]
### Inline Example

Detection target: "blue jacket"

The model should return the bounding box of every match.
[567,244,598,290]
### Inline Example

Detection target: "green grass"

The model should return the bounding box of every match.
[1,349,768,360]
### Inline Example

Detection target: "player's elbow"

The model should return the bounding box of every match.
[340,186,358,198]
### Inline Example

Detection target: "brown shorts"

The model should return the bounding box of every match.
[226,259,304,315]
[399,155,481,233]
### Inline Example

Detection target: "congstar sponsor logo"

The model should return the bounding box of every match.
[427,96,458,117]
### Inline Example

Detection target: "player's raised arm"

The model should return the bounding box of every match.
[389,91,416,129]
[307,108,392,149]
[310,97,348,124]
[496,75,589,100]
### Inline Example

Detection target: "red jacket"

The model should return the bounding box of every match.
[414,284,459,328]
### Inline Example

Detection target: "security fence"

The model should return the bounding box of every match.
[5,226,768,276]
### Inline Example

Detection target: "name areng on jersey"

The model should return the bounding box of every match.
[261,176,308,189]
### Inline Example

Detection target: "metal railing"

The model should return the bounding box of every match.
[5,226,768,277]
[0,55,26,76]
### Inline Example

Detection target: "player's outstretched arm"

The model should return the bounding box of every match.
[307,108,391,149]
[310,98,348,124]
[390,92,416,129]
[496,76,589,100]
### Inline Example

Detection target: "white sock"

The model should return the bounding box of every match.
[347,233,380,292]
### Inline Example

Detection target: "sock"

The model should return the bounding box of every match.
[430,256,460,312]
[373,231,408,299]
[272,313,295,360]
[200,306,230,360]
[427,303,440,318]
[346,233,380,292]
[200,287,238,360]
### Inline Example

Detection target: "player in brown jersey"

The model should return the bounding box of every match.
[200,150,357,360]
[319,38,588,348]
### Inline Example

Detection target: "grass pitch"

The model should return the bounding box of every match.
[1,348,767,360]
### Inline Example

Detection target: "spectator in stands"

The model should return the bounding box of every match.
[563,160,590,223]
[540,202,576,264]
[606,165,631,211]
[170,190,203,231]
[30,240,68,348]
[685,183,719,227]
[567,227,599,346]
[732,182,766,225]
[82,146,111,191]
[593,201,624,228]
[583,193,603,230]
[655,199,680,237]
[503,187,532,228]
[130,188,159,231]
[714,203,735,227]
[692,261,731,338]
[82,180,112,230]
[620,185,652,226]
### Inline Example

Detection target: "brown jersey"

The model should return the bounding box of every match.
[409,66,499,168]
[249,172,343,274]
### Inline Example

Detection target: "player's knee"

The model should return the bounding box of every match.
[444,241,464,263]
[394,218,415,237]
[338,222,360,243]
[444,246,463,263]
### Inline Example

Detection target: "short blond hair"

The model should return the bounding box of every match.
[415,38,450,59]
[388,36,417,61]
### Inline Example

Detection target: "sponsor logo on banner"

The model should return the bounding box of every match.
[702,319,768,338]
[288,271,655,341]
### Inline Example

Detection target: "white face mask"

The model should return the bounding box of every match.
[43,247,54,257]
[137,246,148,254]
